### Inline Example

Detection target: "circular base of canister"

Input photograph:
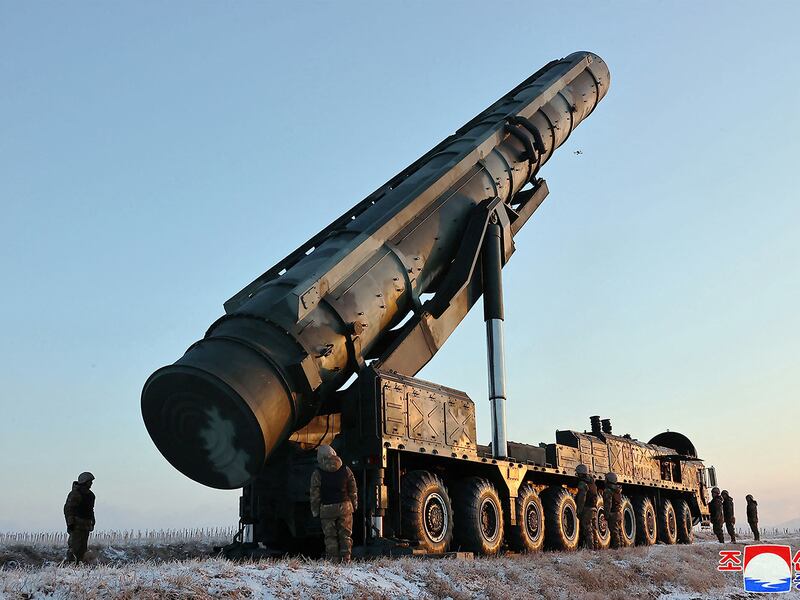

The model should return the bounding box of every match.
[142,365,267,489]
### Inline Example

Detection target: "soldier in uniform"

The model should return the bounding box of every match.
[63,471,95,563]
[721,490,736,543]
[709,487,725,543]
[310,445,358,563]
[575,464,598,550]
[603,472,623,548]
[746,494,759,541]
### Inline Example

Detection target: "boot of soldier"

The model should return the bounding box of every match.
[341,554,351,564]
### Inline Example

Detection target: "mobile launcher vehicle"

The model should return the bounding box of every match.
[142,51,717,557]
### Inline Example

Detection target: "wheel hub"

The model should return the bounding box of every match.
[598,509,609,536]
[525,501,541,540]
[564,505,577,538]
[480,498,499,542]
[424,493,447,543]
[624,509,635,538]
[646,510,656,536]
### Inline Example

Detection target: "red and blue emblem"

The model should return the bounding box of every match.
[743,545,793,593]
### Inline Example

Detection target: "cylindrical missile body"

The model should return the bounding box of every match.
[142,51,610,488]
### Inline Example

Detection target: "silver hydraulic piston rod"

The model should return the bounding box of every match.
[483,218,508,458]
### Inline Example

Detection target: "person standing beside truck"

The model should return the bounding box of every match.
[310,445,358,563]
[603,472,623,548]
[575,464,598,550]
[721,490,737,543]
[709,487,725,543]
[745,494,760,541]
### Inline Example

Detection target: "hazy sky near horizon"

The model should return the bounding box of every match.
[1,2,798,531]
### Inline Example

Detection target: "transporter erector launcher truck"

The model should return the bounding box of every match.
[142,51,716,556]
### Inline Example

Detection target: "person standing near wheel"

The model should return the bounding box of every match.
[721,490,736,543]
[575,464,598,550]
[603,472,623,548]
[310,445,358,563]
[709,487,725,543]
[746,494,760,541]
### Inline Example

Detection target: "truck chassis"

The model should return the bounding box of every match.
[235,368,712,557]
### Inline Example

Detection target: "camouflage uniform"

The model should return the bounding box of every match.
[64,475,95,563]
[722,491,736,543]
[310,445,358,562]
[575,474,599,550]
[602,480,623,548]
[746,495,759,541]
[709,491,724,543]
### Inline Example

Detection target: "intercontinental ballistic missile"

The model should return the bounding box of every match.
[142,51,610,489]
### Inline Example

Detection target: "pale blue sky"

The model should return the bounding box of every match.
[1,2,798,531]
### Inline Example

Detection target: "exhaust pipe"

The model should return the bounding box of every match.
[590,415,602,435]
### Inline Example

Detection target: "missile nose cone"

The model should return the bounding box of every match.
[142,339,295,489]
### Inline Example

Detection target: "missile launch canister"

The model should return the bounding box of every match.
[142,51,610,489]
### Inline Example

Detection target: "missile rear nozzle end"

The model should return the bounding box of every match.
[141,339,295,489]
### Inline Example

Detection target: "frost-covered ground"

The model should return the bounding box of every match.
[1,531,798,599]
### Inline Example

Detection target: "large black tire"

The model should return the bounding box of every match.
[596,498,611,549]
[619,495,636,547]
[453,477,505,556]
[542,487,579,551]
[658,499,678,545]
[675,499,693,544]
[508,485,545,553]
[401,470,454,554]
[633,495,657,546]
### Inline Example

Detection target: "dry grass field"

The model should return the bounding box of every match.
[1,529,797,599]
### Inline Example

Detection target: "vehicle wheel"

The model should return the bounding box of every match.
[542,486,579,551]
[658,499,678,545]
[595,498,611,549]
[508,485,544,553]
[453,477,505,556]
[633,495,657,546]
[675,499,693,544]
[619,495,636,547]
[401,470,453,553]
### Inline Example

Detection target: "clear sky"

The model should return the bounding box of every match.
[1,2,798,532]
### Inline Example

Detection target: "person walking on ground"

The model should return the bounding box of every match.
[709,487,725,543]
[63,471,95,563]
[746,494,759,541]
[721,489,736,543]
[575,464,598,550]
[603,472,623,548]
[310,445,358,563]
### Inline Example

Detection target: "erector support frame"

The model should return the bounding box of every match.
[483,217,508,459]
